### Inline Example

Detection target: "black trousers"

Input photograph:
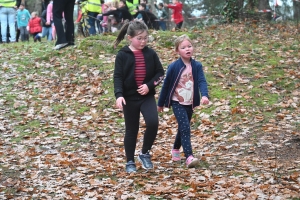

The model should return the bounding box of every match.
[123,95,159,162]
[53,0,75,45]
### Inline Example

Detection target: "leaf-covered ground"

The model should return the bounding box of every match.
[0,22,299,199]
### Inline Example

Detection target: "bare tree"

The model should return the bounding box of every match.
[25,0,43,15]
[294,0,300,20]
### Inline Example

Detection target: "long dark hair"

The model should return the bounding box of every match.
[114,20,148,47]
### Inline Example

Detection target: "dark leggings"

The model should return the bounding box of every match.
[123,95,158,162]
[171,101,193,158]
[175,21,183,30]
[53,0,75,45]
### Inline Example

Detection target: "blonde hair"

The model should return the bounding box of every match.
[31,11,38,17]
[174,34,193,51]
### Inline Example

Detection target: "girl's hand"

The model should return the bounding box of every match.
[201,96,209,105]
[137,84,149,95]
[157,106,164,112]
[116,97,126,109]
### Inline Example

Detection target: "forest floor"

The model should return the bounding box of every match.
[0,21,299,199]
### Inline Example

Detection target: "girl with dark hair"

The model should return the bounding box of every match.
[113,20,164,173]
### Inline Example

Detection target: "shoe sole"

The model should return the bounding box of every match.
[138,156,154,170]
[53,43,69,50]
[171,150,181,161]
[187,159,200,168]
[126,170,137,173]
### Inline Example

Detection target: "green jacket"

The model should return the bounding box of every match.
[126,0,139,15]
[86,0,101,13]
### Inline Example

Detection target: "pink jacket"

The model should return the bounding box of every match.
[102,4,108,27]
[46,1,64,24]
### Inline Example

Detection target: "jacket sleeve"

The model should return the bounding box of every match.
[145,50,164,90]
[113,52,124,99]
[102,9,117,16]
[157,64,172,107]
[46,3,52,23]
[41,10,47,24]
[166,4,176,9]
[27,10,31,20]
[162,10,168,19]
[27,19,32,29]
[197,62,209,98]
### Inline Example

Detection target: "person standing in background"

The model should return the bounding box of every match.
[52,0,75,50]
[15,0,22,42]
[46,0,56,41]
[154,2,167,31]
[0,0,19,43]
[27,11,42,42]
[85,0,102,35]
[40,7,52,41]
[164,0,183,30]
[16,3,30,42]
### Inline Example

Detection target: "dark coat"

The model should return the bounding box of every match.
[114,45,164,100]
[134,10,159,30]
[102,7,133,23]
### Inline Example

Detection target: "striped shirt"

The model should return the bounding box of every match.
[133,50,146,87]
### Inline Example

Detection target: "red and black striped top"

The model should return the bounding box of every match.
[133,50,146,87]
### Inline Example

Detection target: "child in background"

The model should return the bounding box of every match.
[96,0,108,34]
[46,0,56,40]
[135,3,146,20]
[17,3,31,42]
[157,34,209,168]
[164,0,183,30]
[154,2,167,31]
[113,20,164,173]
[140,0,151,12]
[40,9,52,41]
[27,12,42,42]
[100,3,109,33]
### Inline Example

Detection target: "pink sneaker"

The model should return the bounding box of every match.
[171,149,181,161]
[186,155,199,168]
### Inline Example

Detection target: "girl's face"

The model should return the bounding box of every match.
[128,31,148,51]
[176,39,194,60]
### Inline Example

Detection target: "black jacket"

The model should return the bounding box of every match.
[114,46,164,100]
[134,10,159,30]
[102,7,133,23]
[41,10,51,27]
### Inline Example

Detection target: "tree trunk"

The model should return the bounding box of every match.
[245,0,271,11]
[294,1,300,20]
[258,0,271,10]
[25,0,43,16]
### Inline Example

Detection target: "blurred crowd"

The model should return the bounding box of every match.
[0,0,184,43]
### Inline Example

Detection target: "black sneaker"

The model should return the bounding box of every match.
[126,160,137,173]
[138,152,153,170]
